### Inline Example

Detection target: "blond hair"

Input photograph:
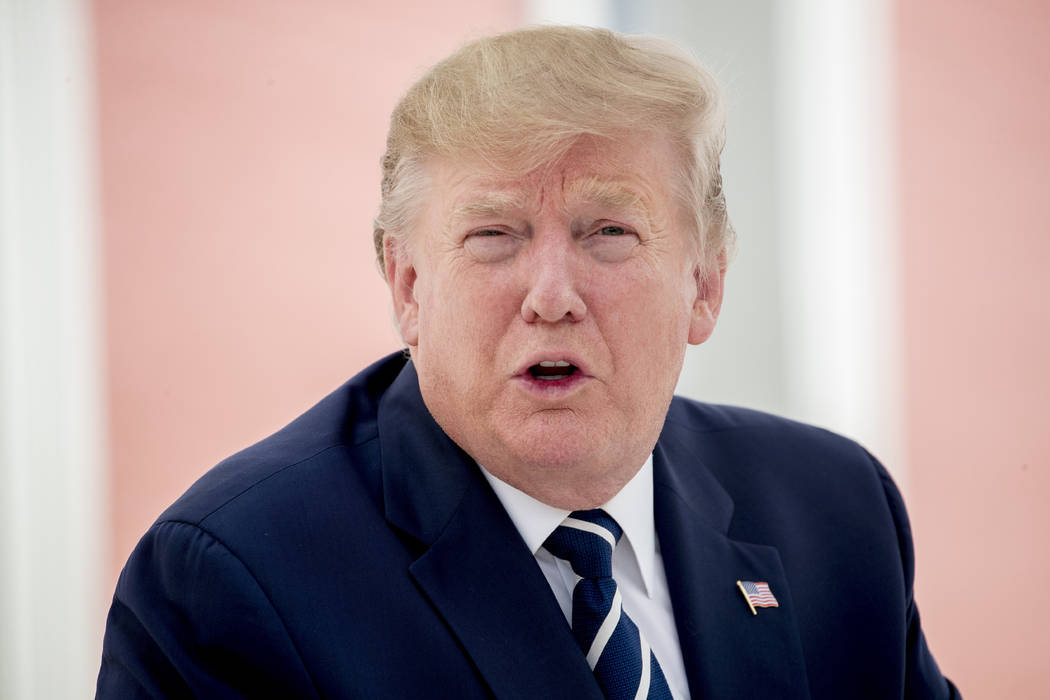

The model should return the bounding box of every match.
[373,25,733,275]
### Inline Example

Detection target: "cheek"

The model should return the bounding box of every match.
[604,262,693,321]
[419,268,518,355]
[605,275,694,364]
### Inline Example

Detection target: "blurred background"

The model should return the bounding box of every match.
[2,0,1047,696]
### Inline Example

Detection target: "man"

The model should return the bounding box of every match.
[98,26,960,699]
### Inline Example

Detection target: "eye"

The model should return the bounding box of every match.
[583,222,639,262]
[463,229,521,262]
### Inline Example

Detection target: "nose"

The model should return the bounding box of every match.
[520,231,588,323]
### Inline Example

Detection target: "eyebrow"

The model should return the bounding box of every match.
[450,191,528,222]
[448,177,658,228]
[565,177,655,227]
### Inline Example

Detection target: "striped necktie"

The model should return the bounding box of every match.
[544,509,673,700]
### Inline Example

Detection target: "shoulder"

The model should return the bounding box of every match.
[156,352,408,529]
[661,396,896,541]
[101,352,419,697]
[664,396,876,474]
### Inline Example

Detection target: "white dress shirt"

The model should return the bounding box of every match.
[480,456,690,700]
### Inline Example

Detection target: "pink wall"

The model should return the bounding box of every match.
[898,0,1050,695]
[93,0,522,588]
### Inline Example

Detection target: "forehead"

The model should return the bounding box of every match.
[429,132,680,220]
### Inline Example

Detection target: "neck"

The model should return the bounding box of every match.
[481,458,644,510]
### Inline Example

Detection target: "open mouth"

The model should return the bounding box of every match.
[528,360,579,381]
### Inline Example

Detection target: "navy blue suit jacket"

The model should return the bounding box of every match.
[98,352,959,698]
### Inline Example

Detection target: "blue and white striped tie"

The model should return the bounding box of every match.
[544,509,674,700]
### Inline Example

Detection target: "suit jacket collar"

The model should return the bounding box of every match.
[377,359,472,545]
[378,361,604,700]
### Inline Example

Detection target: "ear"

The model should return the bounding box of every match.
[384,235,420,347]
[688,249,726,345]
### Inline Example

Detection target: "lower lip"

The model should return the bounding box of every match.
[513,372,589,397]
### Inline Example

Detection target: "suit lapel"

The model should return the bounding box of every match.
[379,362,603,700]
[378,362,811,698]
[654,425,812,699]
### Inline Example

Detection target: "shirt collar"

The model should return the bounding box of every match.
[479,455,657,597]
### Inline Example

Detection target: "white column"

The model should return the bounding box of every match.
[0,0,107,697]
[774,0,903,481]
[526,0,614,26]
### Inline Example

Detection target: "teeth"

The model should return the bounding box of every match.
[538,360,571,367]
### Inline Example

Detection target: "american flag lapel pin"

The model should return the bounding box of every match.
[736,580,779,616]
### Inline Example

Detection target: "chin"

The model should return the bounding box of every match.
[499,419,608,471]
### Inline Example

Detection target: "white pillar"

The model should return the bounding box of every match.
[527,0,615,26]
[774,0,903,481]
[0,0,107,696]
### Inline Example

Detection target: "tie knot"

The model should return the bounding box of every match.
[544,509,622,579]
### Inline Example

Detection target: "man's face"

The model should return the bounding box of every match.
[386,132,723,508]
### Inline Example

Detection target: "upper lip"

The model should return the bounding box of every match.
[515,351,591,377]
